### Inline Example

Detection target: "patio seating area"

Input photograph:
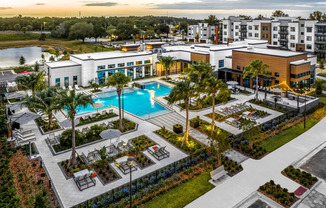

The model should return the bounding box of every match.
[73,169,96,191]
[115,156,137,175]
[148,144,170,161]
[217,103,251,117]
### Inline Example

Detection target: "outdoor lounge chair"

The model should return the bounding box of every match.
[68,85,73,91]
[101,110,107,116]
[148,145,170,161]
[75,85,81,90]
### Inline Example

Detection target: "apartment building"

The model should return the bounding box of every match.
[221,16,320,56]
[187,23,222,44]
[45,39,316,90]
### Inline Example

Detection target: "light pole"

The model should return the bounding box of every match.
[304,91,307,129]
[127,156,134,208]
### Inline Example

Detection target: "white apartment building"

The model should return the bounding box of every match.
[187,23,222,44]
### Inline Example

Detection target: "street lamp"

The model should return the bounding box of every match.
[304,90,307,129]
[127,156,134,208]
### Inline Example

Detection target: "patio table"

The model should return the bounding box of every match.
[73,169,90,178]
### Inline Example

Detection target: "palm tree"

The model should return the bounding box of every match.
[16,71,47,93]
[167,80,196,145]
[26,87,61,129]
[204,77,228,134]
[56,89,93,165]
[158,55,176,80]
[243,59,269,101]
[106,72,131,132]
[189,61,214,109]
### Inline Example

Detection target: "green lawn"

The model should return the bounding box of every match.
[140,172,214,208]
[318,96,326,105]
[261,119,319,152]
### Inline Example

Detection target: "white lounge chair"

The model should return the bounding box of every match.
[62,86,66,90]
[75,85,81,90]
[68,86,73,91]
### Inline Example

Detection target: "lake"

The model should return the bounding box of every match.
[0,47,53,68]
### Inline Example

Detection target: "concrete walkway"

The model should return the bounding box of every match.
[186,116,326,208]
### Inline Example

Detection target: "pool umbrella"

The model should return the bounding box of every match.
[100,129,121,153]
[226,81,239,86]
[90,102,105,113]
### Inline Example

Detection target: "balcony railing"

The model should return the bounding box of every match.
[278,30,289,35]
[278,38,288,42]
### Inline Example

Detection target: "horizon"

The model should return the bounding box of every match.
[0,0,324,19]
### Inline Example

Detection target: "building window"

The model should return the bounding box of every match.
[307,44,312,50]
[55,78,60,86]
[263,26,268,31]
[243,67,246,70]
[248,33,252,37]
[275,80,279,85]
[108,70,115,76]
[73,76,77,86]
[275,72,279,77]
[235,32,239,36]
[306,36,312,41]
[307,27,312,32]
[218,60,224,68]
[127,62,134,66]
[136,61,142,65]
[108,64,115,69]
[224,38,227,41]
[224,25,227,29]
[237,66,241,70]
[64,77,69,87]
[290,43,295,48]
[301,24,304,27]
[273,26,278,31]
[248,26,252,30]
[255,33,259,37]
[273,34,278,39]
[98,72,105,84]
[255,25,259,30]
[290,35,295,40]
[144,60,151,64]
[235,25,239,29]
[273,42,278,45]
[118,63,125,67]
[290,27,295,32]
[301,32,304,35]
[97,65,105,70]
[262,34,268,38]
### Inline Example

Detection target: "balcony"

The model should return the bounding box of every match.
[315,40,326,44]
[316,32,326,36]
[278,38,288,42]
[239,28,247,33]
[278,30,289,35]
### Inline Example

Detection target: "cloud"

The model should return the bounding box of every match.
[0,7,12,10]
[84,2,118,7]
[35,3,46,5]
[152,0,326,11]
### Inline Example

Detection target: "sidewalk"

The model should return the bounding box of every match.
[186,116,326,208]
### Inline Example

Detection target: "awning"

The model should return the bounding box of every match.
[10,112,40,124]
[7,102,23,111]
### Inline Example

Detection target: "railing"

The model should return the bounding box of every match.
[278,30,289,35]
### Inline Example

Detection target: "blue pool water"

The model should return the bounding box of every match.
[76,82,172,118]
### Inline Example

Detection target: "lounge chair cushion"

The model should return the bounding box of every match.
[153,146,158,150]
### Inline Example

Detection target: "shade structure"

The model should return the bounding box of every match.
[90,102,105,113]
[4,91,27,100]
[226,81,239,85]
[10,112,40,124]
[60,119,80,128]
[7,102,23,111]
[270,88,283,93]
[100,129,121,153]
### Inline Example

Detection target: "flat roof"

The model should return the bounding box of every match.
[46,60,81,68]
[233,47,306,58]
[146,42,165,45]
[71,50,154,60]
[290,60,310,66]
[121,44,140,48]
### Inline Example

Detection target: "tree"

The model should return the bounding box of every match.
[272,10,289,17]
[239,15,252,20]
[239,120,261,148]
[155,24,169,37]
[34,61,39,72]
[0,113,7,136]
[106,25,116,39]
[209,128,232,166]
[56,90,93,165]
[167,80,196,146]
[243,59,269,101]
[93,24,106,43]
[34,193,46,208]
[68,22,94,43]
[14,23,21,31]
[158,55,176,80]
[309,11,325,21]
[204,15,219,26]
[21,27,27,34]
[256,14,264,20]
[26,87,61,129]
[146,28,155,39]
[26,25,33,32]
[39,33,46,41]
[320,59,325,70]
[204,77,227,134]
[49,56,55,62]
[106,72,131,131]
[114,23,138,40]
[16,71,47,93]
[19,56,26,65]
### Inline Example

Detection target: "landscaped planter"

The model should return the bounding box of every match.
[190,118,199,128]
[173,124,183,134]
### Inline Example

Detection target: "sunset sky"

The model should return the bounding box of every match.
[0,0,324,19]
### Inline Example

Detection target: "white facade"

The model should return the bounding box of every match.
[187,23,217,44]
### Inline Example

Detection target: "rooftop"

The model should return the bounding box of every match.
[71,50,153,60]
[45,60,80,68]
[233,47,306,58]
[290,60,310,66]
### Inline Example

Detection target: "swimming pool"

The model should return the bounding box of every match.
[76,82,172,118]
